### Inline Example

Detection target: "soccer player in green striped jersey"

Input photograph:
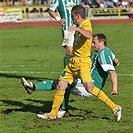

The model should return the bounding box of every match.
[48,0,79,67]
[90,33,119,94]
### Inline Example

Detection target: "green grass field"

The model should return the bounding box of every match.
[0,23,132,133]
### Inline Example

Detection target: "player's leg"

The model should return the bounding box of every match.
[58,66,77,117]
[21,77,57,94]
[57,78,93,118]
[59,30,74,116]
[57,86,71,118]
[61,46,72,116]
[63,52,72,67]
[84,81,122,121]
[35,80,57,91]
[21,77,91,118]
[62,30,74,67]
[63,40,73,68]
[37,80,68,119]
[37,66,74,120]
[91,86,122,121]
[81,59,122,121]
[21,77,70,118]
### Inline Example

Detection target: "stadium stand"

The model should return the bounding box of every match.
[0,0,132,22]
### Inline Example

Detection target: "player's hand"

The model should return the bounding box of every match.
[59,19,66,25]
[111,91,119,95]
[113,58,120,67]
[68,26,76,32]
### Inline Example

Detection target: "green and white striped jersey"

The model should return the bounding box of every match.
[49,0,79,30]
[91,47,116,89]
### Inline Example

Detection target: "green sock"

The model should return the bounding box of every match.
[63,54,71,68]
[35,80,56,91]
[62,54,72,110]
[61,86,71,110]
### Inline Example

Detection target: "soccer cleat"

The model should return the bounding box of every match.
[57,109,67,118]
[21,77,35,94]
[113,105,122,121]
[37,113,56,120]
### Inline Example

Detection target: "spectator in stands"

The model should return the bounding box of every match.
[99,0,108,12]
[129,1,133,19]
[80,0,92,6]
[100,0,106,8]
[24,0,32,5]
[80,0,100,7]
[12,0,15,5]
[85,0,93,8]
[129,0,133,7]
[79,0,84,5]
[28,0,38,12]
[41,0,48,5]
[92,0,100,7]
[121,0,128,8]
[105,0,115,8]
[112,0,119,7]
[115,1,122,8]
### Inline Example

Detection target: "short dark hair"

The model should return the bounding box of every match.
[93,33,107,46]
[72,5,85,18]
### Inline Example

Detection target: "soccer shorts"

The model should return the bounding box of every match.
[71,86,93,98]
[59,57,93,84]
[62,30,75,47]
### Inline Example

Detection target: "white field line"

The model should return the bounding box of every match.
[0,64,132,76]
[0,71,60,74]
[1,64,62,68]
[1,64,132,68]
[0,70,132,76]
[118,74,133,76]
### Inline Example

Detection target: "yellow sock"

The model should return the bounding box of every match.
[92,87,117,111]
[50,89,65,117]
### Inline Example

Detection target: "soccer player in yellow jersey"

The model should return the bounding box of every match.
[37,5,122,121]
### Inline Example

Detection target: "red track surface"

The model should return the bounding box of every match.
[0,19,132,28]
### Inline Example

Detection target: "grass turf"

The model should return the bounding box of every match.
[0,23,132,133]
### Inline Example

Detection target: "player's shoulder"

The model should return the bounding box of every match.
[98,47,113,59]
[102,47,113,54]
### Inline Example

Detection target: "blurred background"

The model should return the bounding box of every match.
[0,0,133,22]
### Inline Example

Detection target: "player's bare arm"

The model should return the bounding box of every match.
[68,26,92,39]
[48,11,57,20]
[109,71,119,95]
[48,11,66,26]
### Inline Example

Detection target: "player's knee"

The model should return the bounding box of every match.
[56,80,68,91]
[56,84,62,90]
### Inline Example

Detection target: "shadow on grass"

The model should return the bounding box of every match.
[0,99,53,114]
[0,99,90,118]
[0,99,78,114]
[0,99,111,121]
[0,73,53,81]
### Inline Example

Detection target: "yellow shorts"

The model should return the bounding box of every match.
[59,57,93,84]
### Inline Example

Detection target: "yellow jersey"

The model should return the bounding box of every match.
[73,19,92,58]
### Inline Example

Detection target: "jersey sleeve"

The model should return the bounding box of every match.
[98,49,115,72]
[112,52,116,60]
[82,19,92,32]
[49,0,59,12]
